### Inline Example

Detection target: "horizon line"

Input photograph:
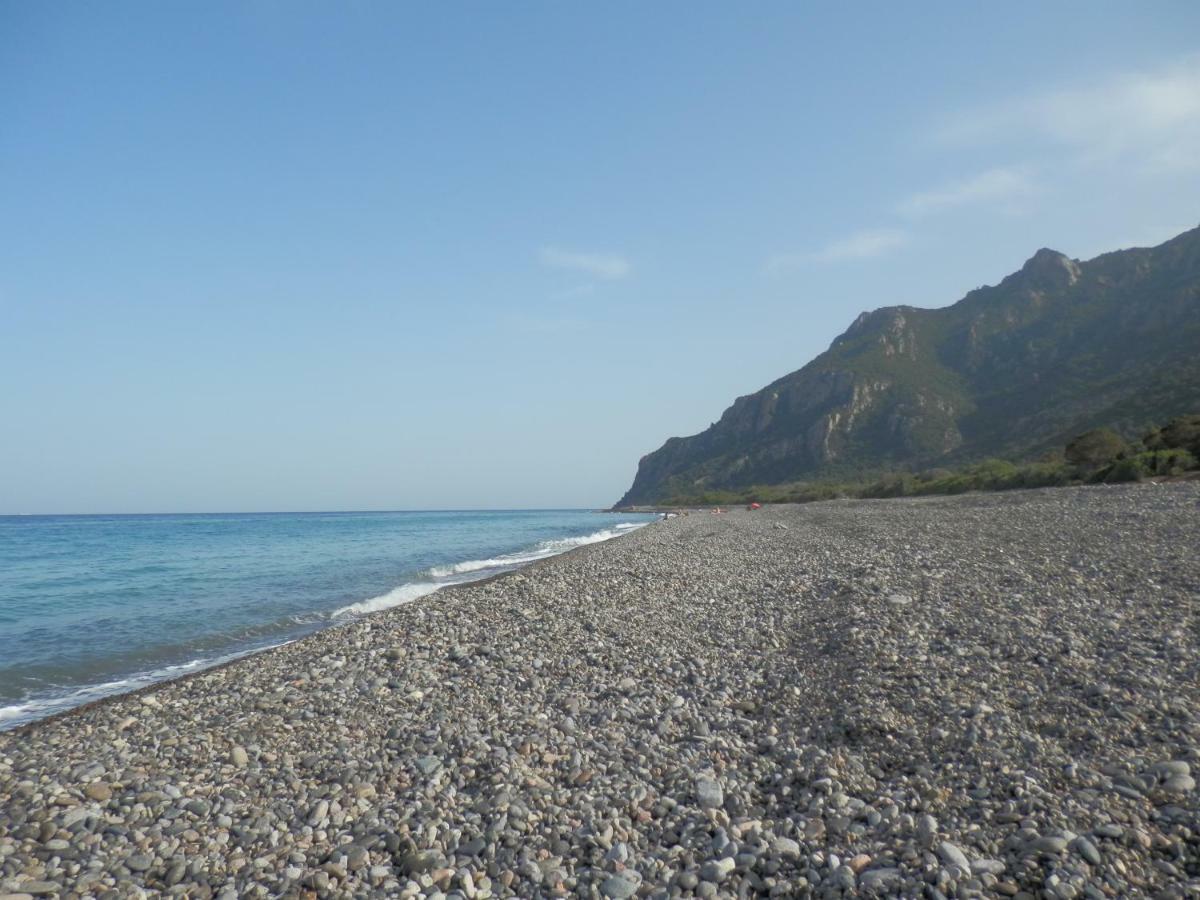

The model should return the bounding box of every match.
[0,507,623,518]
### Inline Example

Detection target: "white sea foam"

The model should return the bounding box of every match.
[427,522,648,580]
[0,676,136,725]
[331,582,443,618]
[337,521,650,620]
[0,645,288,731]
[428,555,537,578]
[1,518,653,729]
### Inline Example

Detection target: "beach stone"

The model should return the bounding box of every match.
[700,857,735,882]
[1,484,1198,899]
[126,854,153,871]
[1071,836,1101,865]
[398,851,440,876]
[165,860,187,885]
[938,841,970,871]
[306,799,328,825]
[83,782,111,802]
[459,837,486,857]
[696,776,723,810]
[415,756,442,777]
[1030,835,1068,855]
[1161,774,1195,794]
[600,871,642,898]
[832,865,857,890]
[772,837,801,860]
[917,814,938,848]
[61,807,91,828]
[229,746,249,768]
[1152,760,1190,776]
[971,858,1006,875]
[345,844,370,870]
[676,871,700,890]
[859,867,902,892]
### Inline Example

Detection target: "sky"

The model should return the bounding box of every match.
[2,2,1199,513]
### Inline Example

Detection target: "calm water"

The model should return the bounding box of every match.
[0,509,654,728]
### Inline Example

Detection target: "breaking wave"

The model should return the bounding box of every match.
[336,521,650,618]
[331,582,442,618]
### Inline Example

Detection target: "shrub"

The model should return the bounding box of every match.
[1159,414,1200,456]
[1014,461,1072,488]
[1100,450,1196,483]
[1065,428,1127,468]
[1141,448,1196,476]
[1103,455,1149,483]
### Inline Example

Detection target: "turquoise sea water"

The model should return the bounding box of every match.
[0,509,654,728]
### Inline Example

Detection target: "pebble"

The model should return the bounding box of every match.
[859,867,902,892]
[771,837,801,860]
[414,756,442,777]
[695,776,723,810]
[1161,773,1195,794]
[600,871,641,898]
[1071,836,1101,865]
[82,783,111,802]
[917,813,938,848]
[1031,835,1069,855]
[938,840,971,871]
[700,857,736,882]
[0,485,1196,899]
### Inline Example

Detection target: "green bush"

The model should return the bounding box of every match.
[1159,415,1200,455]
[1013,461,1072,488]
[1141,449,1196,476]
[1065,428,1127,468]
[647,413,1196,509]
[1101,449,1196,483]
[1103,456,1149,483]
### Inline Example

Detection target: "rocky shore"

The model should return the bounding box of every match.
[2,484,1198,898]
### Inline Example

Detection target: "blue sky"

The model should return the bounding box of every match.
[2,2,1199,512]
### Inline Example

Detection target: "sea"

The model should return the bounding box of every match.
[0,509,655,730]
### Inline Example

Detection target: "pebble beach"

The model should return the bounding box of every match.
[1,484,1198,898]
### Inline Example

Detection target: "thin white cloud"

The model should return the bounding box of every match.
[538,246,631,280]
[767,228,909,271]
[900,166,1035,217]
[934,57,1200,172]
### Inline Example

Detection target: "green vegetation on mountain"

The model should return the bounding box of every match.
[617,226,1200,507]
[648,414,1200,507]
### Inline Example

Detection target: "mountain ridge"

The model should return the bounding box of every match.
[617,226,1200,507]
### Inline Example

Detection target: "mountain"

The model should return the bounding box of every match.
[617,225,1200,507]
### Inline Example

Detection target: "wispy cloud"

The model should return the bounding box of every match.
[538,246,631,280]
[934,57,1200,172]
[900,166,1035,217]
[767,228,909,271]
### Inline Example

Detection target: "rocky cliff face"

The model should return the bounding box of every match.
[617,226,1200,506]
